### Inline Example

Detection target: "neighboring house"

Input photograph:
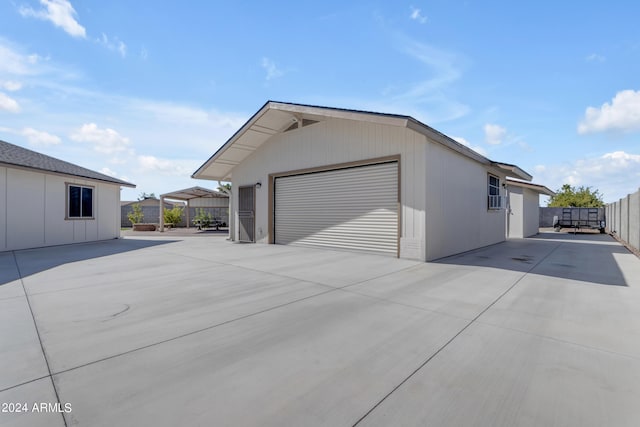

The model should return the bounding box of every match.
[0,140,135,252]
[193,101,532,261]
[506,179,555,238]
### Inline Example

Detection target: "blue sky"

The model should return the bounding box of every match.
[1,0,639,203]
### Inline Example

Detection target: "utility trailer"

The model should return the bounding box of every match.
[553,207,606,233]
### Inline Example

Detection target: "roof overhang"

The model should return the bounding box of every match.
[160,186,227,201]
[192,101,532,182]
[506,179,555,196]
[492,163,533,181]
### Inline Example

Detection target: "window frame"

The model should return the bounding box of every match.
[487,174,502,210]
[66,183,95,220]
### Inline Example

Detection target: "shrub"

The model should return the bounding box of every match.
[127,203,144,225]
[193,208,212,228]
[164,206,184,226]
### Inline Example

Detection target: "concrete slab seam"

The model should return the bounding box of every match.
[351,242,564,426]
[336,286,472,323]
[0,374,51,393]
[49,288,337,377]
[475,320,640,362]
[48,260,422,378]
[153,244,421,291]
[11,251,68,427]
[151,246,343,290]
[0,293,28,302]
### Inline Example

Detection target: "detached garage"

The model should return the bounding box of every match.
[193,101,532,261]
[0,140,135,252]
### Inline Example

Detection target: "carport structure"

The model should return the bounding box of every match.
[159,186,227,232]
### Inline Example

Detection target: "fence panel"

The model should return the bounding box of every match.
[630,191,640,251]
[607,188,640,252]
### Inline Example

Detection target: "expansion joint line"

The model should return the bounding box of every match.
[352,243,564,426]
[12,251,69,427]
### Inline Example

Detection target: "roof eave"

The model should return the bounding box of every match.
[506,178,556,196]
[0,160,136,187]
[492,163,533,181]
[192,101,273,180]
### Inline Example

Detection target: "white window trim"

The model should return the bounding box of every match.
[488,174,502,210]
[66,183,95,220]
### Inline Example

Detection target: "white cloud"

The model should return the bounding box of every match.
[137,155,199,176]
[21,127,61,146]
[261,57,284,81]
[379,37,468,123]
[0,92,20,112]
[130,100,245,129]
[586,53,605,62]
[99,167,117,177]
[484,123,507,145]
[400,40,461,96]
[410,7,428,24]
[578,90,640,134]
[97,33,127,58]
[534,151,640,202]
[1,80,22,91]
[452,136,488,156]
[19,0,86,38]
[70,123,132,155]
[0,42,43,76]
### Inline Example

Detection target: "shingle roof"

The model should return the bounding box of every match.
[0,140,135,187]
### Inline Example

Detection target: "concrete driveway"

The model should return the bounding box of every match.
[1,232,639,426]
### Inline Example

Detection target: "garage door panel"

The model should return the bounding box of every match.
[274,161,398,256]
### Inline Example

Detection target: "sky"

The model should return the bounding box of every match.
[1,0,639,203]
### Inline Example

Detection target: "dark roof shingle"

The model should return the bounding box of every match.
[0,140,135,187]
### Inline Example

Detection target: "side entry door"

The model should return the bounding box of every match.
[238,185,255,242]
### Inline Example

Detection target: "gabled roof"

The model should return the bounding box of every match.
[160,186,228,201]
[192,101,532,181]
[507,179,556,196]
[0,140,135,187]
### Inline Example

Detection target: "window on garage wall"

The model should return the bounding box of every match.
[488,174,502,209]
[67,184,94,219]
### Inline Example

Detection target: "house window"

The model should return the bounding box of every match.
[488,175,502,209]
[67,184,94,218]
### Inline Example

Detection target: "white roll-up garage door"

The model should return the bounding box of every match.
[274,161,398,256]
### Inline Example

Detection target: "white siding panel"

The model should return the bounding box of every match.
[275,162,398,255]
[425,142,507,260]
[44,175,74,246]
[97,183,118,240]
[0,167,6,250]
[523,188,540,237]
[7,169,45,250]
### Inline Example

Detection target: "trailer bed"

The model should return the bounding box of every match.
[554,207,605,233]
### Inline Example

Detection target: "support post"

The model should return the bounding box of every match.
[186,199,191,229]
[160,196,165,232]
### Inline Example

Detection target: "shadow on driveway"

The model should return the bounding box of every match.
[1,239,179,286]
[435,232,631,287]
